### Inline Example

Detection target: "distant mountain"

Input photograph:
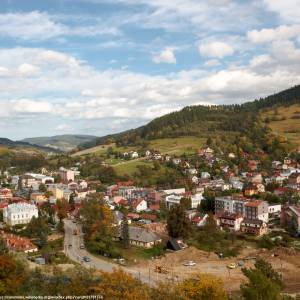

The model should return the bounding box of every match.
[21,134,98,152]
[0,138,60,153]
[77,85,300,157]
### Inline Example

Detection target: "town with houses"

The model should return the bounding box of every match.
[0,145,300,261]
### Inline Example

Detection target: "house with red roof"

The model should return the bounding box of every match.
[131,199,147,212]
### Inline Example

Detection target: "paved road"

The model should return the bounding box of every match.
[64,219,157,285]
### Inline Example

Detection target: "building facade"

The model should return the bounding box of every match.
[3,203,38,226]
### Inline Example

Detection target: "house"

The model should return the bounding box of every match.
[281,205,300,234]
[248,160,259,171]
[3,202,38,226]
[240,219,268,236]
[204,147,214,158]
[0,188,13,200]
[268,204,281,216]
[251,174,263,184]
[30,192,47,205]
[244,185,259,197]
[115,226,162,248]
[191,193,203,209]
[59,167,75,183]
[288,172,300,185]
[215,196,249,216]
[131,151,139,159]
[191,176,199,184]
[131,199,147,212]
[191,213,208,227]
[186,168,198,175]
[201,172,211,179]
[245,200,269,223]
[230,179,244,191]
[172,158,181,165]
[165,194,182,209]
[163,188,185,195]
[217,212,244,231]
[1,232,38,253]
[140,214,157,223]
[228,152,236,159]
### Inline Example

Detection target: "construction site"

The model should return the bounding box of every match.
[135,246,300,293]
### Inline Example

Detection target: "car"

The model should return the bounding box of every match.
[238,260,244,267]
[80,244,85,249]
[68,244,72,248]
[227,263,237,269]
[183,260,196,267]
[82,256,91,262]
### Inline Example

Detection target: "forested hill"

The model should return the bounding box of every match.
[0,138,61,153]
[78,85,300,153]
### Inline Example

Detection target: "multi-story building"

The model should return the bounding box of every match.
[244,200,269,223]
[215,196,269,223]
[281,205,300,234]
[215,196,248,216]
[59,167,75,183]
[165,194,183,209]
[3,203,38,226]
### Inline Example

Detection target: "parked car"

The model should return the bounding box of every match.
[80,243,85,249]
[238,260,244,267]
[82,256,91,262]
[183,260,196,267]
[68,244,72,248]
[227,263,237,269]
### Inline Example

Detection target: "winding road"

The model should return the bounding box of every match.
[63,219,158,285]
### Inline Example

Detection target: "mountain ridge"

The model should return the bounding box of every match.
[77,85,300,154]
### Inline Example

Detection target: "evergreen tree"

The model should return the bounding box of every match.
[0,237,8,255]
[121,213,130,249]
[167,205,191,238]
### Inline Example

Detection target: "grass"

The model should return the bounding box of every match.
[113,160,154,176]
[260,104,300,148]
[148,136,205,155]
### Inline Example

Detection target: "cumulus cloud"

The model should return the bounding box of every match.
[1,45,299,125]
[248,25,300,43]
[264,0,300,23]
[199,41,234,58]
[153,48,177,64]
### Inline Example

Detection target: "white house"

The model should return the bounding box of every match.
[165,194,182,209]
[163,188,185,195]
[201,172,211,179]
[131,151,139,159]
[131,199,147,212]
[191,193,203,209]
[268,204,281,216]
[3,203,38,226]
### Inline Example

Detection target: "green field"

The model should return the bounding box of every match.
[113,159,153,176]
[148,136,205,155]
[260,104,300,148]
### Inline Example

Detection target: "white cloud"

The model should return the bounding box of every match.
[203,59,221,67]
[153,48,177,64]
[55,124,73,131]
[248,25,300,43]
[0,11,120,40]
[199,41,234,58]
[0,45,300,135]
[264,0,300,23]
[17,63,40,77]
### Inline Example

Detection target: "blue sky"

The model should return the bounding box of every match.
[0,0,300,139]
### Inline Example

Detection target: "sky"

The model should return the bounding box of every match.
[0,0,300,140]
